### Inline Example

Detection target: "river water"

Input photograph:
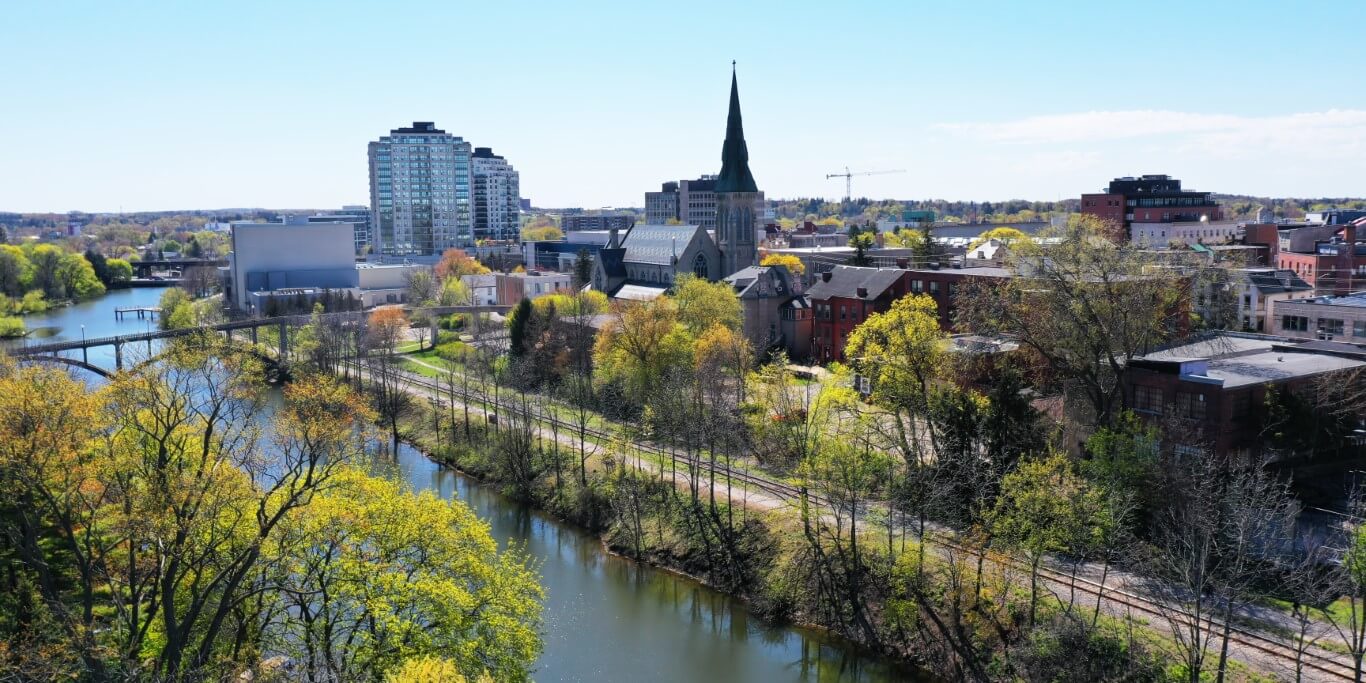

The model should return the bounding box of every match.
[13,289,917,682]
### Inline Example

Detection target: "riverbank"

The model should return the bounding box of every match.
[395,423,932,682]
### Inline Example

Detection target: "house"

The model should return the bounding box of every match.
[495,271,573,305]
[723,264,810,359]
[806,266,912,363]
[1226,268,1312,332]
[460,273,498,306]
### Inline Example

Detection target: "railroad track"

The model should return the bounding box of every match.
[353,357,1361,681]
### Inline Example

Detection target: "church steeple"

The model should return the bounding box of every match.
[715,62,758,194]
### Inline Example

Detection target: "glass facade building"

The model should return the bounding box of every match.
[368,122,473,256]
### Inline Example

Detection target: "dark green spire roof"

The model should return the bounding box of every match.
[715,64,758,194]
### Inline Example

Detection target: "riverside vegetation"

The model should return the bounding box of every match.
[341,216,1366,682]
[0,336,543,682]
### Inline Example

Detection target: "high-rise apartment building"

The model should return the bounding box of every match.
[368,122,473,256]
[644,174,763,231]
[471,147,521,242]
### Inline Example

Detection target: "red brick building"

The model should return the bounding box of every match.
[1081,174,1222,237]
[807,267,911,363]
[806,265,1015,362]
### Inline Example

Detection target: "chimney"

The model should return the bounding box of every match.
[821,271,832,283]
[608,227,619,249]
[856,286,868,298]
[895,257,909,269]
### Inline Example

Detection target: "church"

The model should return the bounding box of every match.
[593,66,762,299]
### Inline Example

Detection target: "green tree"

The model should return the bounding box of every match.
[991,452,1111,625]
[55,252,105,300]
[25,244,64,298]
[0,245,32,297]
[105,258,133,285]
[671,273,742,335]
[282,468,543,681]
[572,248,593,289]
[507,297,533,358]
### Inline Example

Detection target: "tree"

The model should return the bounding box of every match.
[435,248,491,281]
[55,252,105,300]
[957,215,1190,429]
[593,297,692,406]
[760,252,805,276]
[0,245,31,297]
[25,244,64,299]
[672,273,742,335]
[572,248,593,289]
[990,452,1111,625]
[405,268,439,306]
[83,248,110,285]
[967,226,1032,250]
[1328,519,1366,682]
[507,297,534,358]
[520,225,564,242]
[281,468,542,681]
[367,307,413,451]
[105,257,133,285]
[847,226,874,266]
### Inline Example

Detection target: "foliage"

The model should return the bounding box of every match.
[0,351,542,681]
[520,225,564,242]
[956,214,1190,428]
[435,248,491,280]
[671,273,742,335]
[0,315,24,338]
[593,298,693,404]
[967,226,1032,250]
[507,298,534,357]
[158,287,221,330]
[759,252,805,276]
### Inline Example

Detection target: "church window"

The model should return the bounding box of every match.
[693,253,708,278]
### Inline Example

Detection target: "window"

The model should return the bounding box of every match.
[1355,320,1366,337]
[692,253,708,278]
[929,281,940,294]
[1175,392,1206,421]
[1282,315,1309,332]
[1319,318,1345,337]
[1133,385,1163,414]
[911,279,923,293]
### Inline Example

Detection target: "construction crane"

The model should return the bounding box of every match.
[825,167,906,202]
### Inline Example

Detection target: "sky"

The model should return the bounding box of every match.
[4,0,1366,213]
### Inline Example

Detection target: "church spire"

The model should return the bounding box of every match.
[715,62,758,193]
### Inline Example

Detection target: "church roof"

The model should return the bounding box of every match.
[714,67,759,194]
[620,224,705,265]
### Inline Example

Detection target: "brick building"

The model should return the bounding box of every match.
[1081,174,1222,237]
[807,267,912,363]
[806,264,1013,362]
[1124,334,1366,457]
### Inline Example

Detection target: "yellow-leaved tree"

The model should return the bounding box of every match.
[759,252,805,276]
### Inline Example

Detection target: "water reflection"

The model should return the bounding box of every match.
[387,443,921,682]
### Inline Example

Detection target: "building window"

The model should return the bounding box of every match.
[1355,320,1366,337]
[1283,315,1309,332]
[1320,318,1345,337]
[929,281,940,294]
[693,253,708,278]
[1133,385,1163,415]
[911,279,923,293]
[1175,392,1206,421]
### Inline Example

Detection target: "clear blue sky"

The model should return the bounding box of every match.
[4,0,1365,213]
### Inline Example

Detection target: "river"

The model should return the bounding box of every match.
[14,288,918,682]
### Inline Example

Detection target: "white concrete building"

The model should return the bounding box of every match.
[225,219,424,315]
[471,147,520,242]
[1131,219,1243,247]
[369,122,473,256]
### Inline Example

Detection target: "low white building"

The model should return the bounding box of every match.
[460,274,498,306]
[1131,220,1242,247]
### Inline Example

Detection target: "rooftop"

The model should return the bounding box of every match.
[620,224,704,265]
[806,266,905,301]
[1285,291,1366,309]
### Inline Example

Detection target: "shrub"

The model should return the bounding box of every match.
[0,316,25,338]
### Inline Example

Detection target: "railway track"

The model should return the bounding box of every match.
[356,357,1361,681]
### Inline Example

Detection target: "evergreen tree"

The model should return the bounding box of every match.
[572,249,592,289]
[508,297,533,358]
